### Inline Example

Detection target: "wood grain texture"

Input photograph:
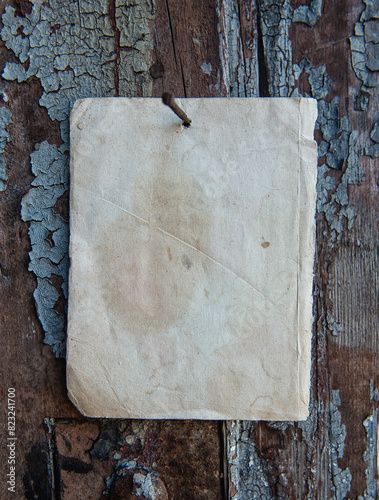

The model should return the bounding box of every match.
[0,0,377,498]
[151,0,222,98]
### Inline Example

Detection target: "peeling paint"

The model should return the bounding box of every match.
[258,1,364,242]
[326,311,344,337]
[329,390,352,500]
[258,0,295,97]
[295,58,348,173]
[350,0,379,88]
[294,58,363,240]
[227,421,273,500]
[0,105,12,192]
[317,130,364,242]
[268,421,292,432]
[365,119,379,157]
[292,0,323,27]
[1,0,154,142]
[133,470,168,500]
[259,0,323,94]
[201,61,213,75]
[359,408,378,500]
[298,397,318,455]
[296,57,332,99]
[106,459,167,499]
[217,0,259,97]
[317,98,349,171]
[293,58,365,242]
[350,0,379,158]
[1,0,155,355]
[20,141,68,355]
[369,380,379,402]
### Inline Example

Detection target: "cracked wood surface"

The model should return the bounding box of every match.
[0,0,378,498]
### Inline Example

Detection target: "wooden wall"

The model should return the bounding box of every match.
[0,0,377,498]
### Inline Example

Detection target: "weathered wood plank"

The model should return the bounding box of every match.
[152,0,222,97]
[224,0,378,498]
[292,0,379,497]
[217,0,259,97]
[0,1,224,497]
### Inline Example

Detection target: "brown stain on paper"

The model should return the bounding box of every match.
[95,152,213,336]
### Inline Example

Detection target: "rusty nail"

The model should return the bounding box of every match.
[161,92,191,127]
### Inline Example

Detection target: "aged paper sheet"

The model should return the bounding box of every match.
[67,97,317,420]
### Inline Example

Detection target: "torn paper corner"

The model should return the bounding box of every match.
[67,97,317,420]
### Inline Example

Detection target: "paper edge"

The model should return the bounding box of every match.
[297,97,318,419]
